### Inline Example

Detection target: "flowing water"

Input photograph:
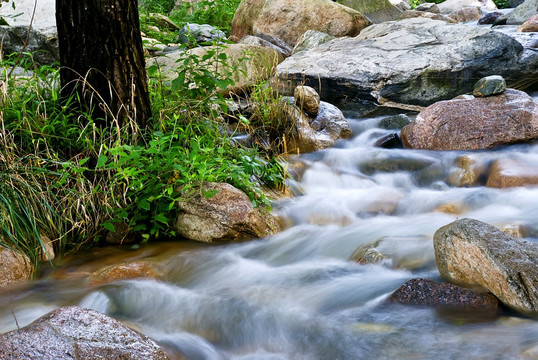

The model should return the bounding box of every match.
[1,99,538,359]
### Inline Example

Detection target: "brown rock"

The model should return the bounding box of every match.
[0,247,32,287]
[448,6,482,22]
[487,157,538,188]
[434,218,538,315]
[175,182,280,243]
[38,235,55,262]
[517,14,538,32]
[0,306,173,359]
[230,0,371,48]
[401,89,538,150]
[89,261,161,286]
[387,278,499,312]
[294,85,320,117]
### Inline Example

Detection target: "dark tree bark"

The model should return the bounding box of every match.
[56,0,151,127]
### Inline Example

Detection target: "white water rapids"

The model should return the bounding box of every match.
[1,102,538,359]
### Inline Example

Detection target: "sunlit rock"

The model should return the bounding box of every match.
[148,43,284,96]
[486,157,538,188]
[401,89,538,150]
[387,278,499,312]
[436,0,497,14]
[230,0,371,48]
[0,247,32,287]
[0,306,173,359]
[434,218,538,315]
[175,182,280,243]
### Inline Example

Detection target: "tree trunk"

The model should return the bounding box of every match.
[56,0,151,127]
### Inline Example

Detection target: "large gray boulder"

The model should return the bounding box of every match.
[274,18,537,113]
[175,182,280,243]
[0,306,172,359]
[434,218,538,315]
[401,89,538,150]
[230,0,371,48]
[436,0,497,13]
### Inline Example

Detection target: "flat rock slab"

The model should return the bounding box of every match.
[275,18,536,112]
[0,306,172,359]
[434,218,538,315]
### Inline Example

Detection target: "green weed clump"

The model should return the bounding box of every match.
[0,42,286,267]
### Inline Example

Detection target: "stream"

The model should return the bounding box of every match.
[1,95,538,359]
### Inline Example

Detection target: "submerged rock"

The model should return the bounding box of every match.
[401,89,538,150]
[434,218,538,315]
[387,278,499,312]
[0,306,172,359]
[175,182,280,243]
[230,0,371,48]
[486,157,538,188]
[89,261,161,286]
[275,18,535,113]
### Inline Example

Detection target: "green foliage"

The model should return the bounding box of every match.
[492,0,509,8]
[169,0,242,35]
[139,0,176,13]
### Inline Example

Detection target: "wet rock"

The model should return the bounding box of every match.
[486,157,538,188]
[414,3,440,13]
[0,247,32,287]
[294,86,320,117]
[478,11,503,24]
[434,218,538,315]
[437,0,497,14]
[434,202,467,215]
[446,155,489,187]
[518,14,538,32]
[373,133,403,149]
[448,6,483,22]
[274,18,535,112]
[337,0,402,23]
[176,23,226,44]
[398,10,457,23]
[230,0,371,48]
[387,278,499,312]
[473,75,507,97]
[175,182,280,243]
[148,43,284,96]
[0,306,172,359]
[284,98,352,153]
[378,114,412,130]
[359,151,435,175]
[351,236,435,270]
[89,261,161,286]
[292,30,335,55]
[401,89,538,150]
